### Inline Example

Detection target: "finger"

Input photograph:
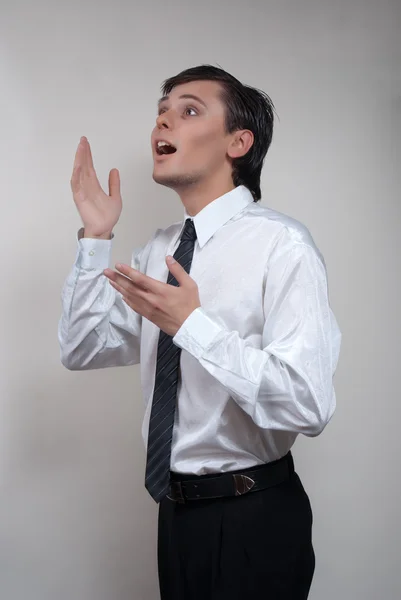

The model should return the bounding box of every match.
[108,277,145,312]
[70,165,82,194]
[108,280,135,307]
[85,137,95,172]
[108,279,125,296]
[71,137,90,188]
[114,263,164,293]
[104,269,139,294]
[79,137,91,175]
[72,138,85,180]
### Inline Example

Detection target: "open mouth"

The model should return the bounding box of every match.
[156,141,177,156]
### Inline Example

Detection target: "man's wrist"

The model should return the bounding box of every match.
[173,307,222,359]
[83,229,113,240]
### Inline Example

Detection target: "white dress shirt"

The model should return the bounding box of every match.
[58,185,341,475]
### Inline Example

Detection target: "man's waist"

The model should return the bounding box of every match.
[167,452,294,503]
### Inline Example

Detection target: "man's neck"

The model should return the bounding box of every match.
[177,180,236,217]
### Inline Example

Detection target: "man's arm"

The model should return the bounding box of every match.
[59,136,150,371]
[173,234,342,436]
[58,230,152,370]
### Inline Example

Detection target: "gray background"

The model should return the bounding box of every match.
[0,0,400,598]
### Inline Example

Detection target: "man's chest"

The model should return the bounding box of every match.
[144,237,267,332]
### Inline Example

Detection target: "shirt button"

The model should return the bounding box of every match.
[89,250,95,256]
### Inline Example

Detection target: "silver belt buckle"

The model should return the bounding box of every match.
[167,481,185,503]
[233,474,255,496]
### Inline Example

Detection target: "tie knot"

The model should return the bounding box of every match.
[180,218,197,242]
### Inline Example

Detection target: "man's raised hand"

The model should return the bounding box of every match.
[70,137,122,239]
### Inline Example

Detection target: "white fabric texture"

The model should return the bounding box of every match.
[58,185,341,475]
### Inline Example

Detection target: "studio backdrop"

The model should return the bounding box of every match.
[0,1,400,599]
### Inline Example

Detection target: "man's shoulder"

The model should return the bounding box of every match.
[246,202,318,250]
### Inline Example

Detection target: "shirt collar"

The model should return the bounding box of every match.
[181,185,254,248]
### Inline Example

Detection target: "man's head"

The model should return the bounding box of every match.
[151,65,275,202]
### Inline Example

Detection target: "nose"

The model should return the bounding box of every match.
[156,111,172,130]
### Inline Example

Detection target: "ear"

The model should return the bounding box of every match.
[227,130,254,160]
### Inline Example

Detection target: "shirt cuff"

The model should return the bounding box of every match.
[173,307,223,360]
[77,228,113,270]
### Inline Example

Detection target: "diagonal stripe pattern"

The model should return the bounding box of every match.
[145,218,197,502]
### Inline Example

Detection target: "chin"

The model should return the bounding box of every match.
[152,169,198,189]
[152,171,175,189]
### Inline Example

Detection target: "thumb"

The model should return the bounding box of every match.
[166,256,190,283]
[109,168,121,198]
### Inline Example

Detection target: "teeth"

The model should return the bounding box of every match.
[156,140,177,156]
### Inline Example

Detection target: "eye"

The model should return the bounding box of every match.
[184,106,198,116]
[157,105,198,117]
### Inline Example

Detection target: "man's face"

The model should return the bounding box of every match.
[151,80,232,189]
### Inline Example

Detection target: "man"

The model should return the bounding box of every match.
[59,65,341,599]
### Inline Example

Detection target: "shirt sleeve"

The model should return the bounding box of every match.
[58,228,152,370]
[173,236,342,436]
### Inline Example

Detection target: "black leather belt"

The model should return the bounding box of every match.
[167,452,294,503]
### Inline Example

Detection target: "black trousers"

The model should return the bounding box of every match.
[158,465,315,599]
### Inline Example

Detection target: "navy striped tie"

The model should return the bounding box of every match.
[145,218,197,502]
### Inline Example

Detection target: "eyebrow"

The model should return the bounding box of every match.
[157,94,208,109]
